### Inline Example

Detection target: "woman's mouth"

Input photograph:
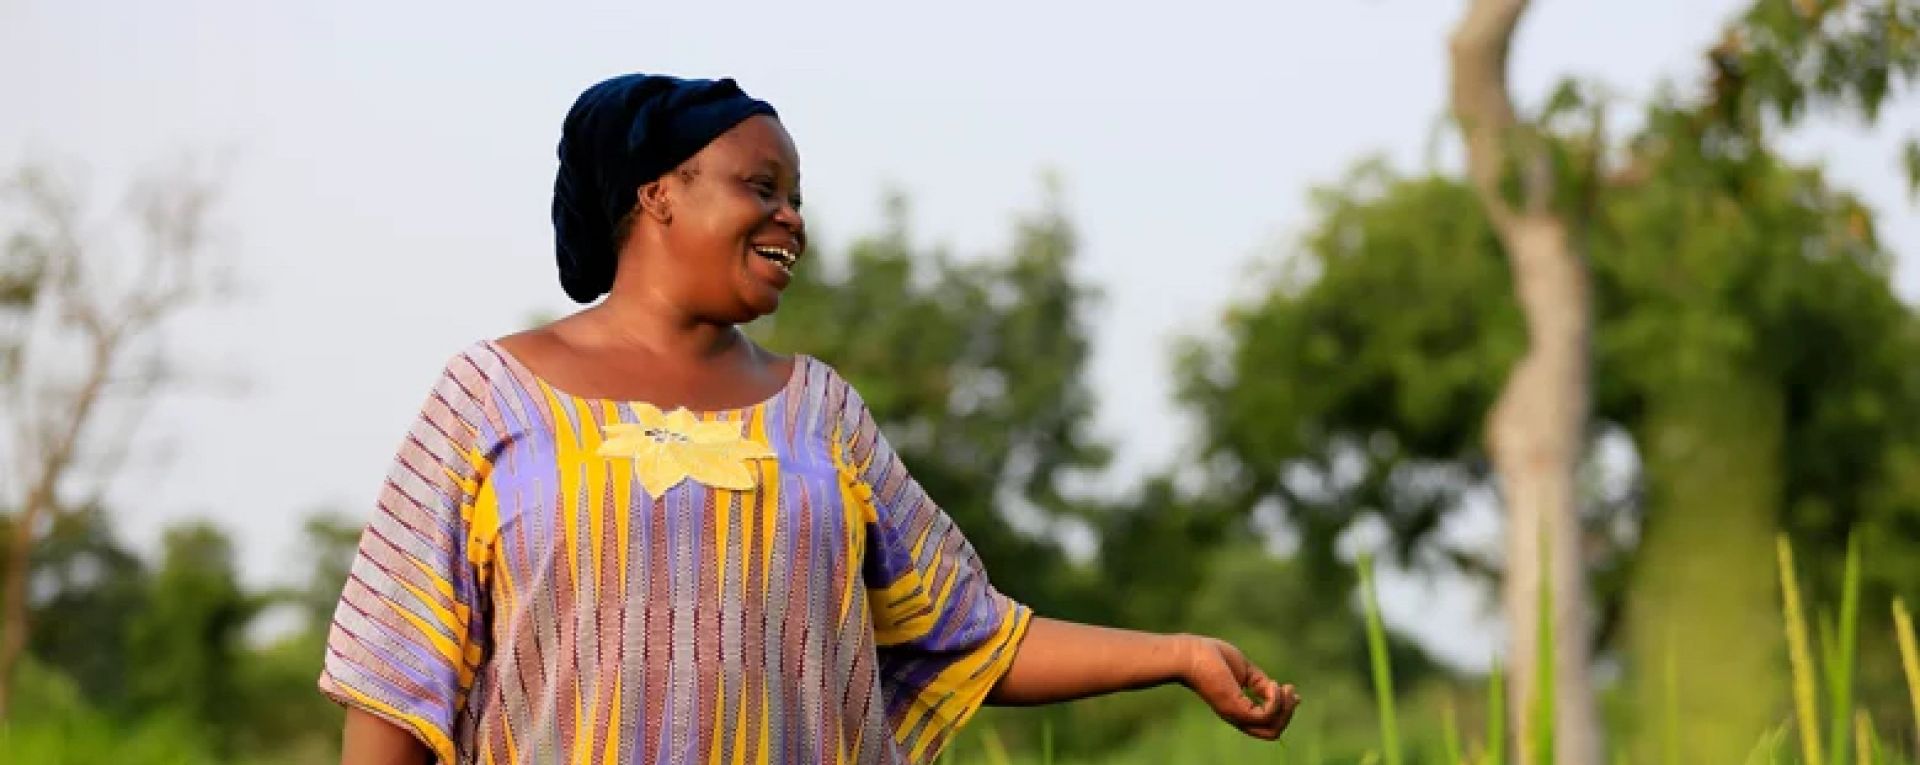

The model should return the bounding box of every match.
[752,245,798,275]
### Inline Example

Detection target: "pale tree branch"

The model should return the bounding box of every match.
[1449,0,1528,222]
[0,160,225,720]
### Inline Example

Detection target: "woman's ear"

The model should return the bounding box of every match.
[637,180,672,224]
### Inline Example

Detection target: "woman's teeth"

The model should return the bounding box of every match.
[753,246,796,272]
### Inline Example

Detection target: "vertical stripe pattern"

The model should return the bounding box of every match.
[320,341,1031,765]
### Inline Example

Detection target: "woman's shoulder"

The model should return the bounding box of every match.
[785,354,885,435]
[786,352,849,397]
[414,338,527,405]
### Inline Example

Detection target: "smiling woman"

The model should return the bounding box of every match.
[316,72,1298,765]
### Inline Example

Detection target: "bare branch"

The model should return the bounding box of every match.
[1449,0,1530,222]
[0,159,227,719]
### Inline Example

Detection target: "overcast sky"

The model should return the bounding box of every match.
[4,0,1913,668]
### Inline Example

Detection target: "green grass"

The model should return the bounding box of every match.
[1824,535,1863,765]
[12,536,1920,765]
[1530,532,1555,765]
[1782,534,1827,765]
[1897,598,1920,758]
[933,535,1920,765]
[1359,553,1403,765]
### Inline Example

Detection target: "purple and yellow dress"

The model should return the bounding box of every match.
[319,341,1032,764]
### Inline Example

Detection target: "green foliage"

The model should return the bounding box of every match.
[25,506,149,710]
[1,656,219,765]
[0,507,347,764]
[5,5,1914,759]
[1903,138,1920,197]
[123,523,256,747]
[1709,0,1920,130]
[1175,161,1521,592]
[1175,5,1920,760]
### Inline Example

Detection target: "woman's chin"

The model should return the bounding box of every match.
[731,287,783,322]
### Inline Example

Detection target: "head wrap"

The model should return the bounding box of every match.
[552,73,778,303]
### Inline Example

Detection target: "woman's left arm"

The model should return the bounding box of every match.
[987,616,1302,741]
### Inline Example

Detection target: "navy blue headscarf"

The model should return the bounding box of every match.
[552,73,778,303]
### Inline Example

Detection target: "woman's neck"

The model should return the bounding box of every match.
[574,292,746,363]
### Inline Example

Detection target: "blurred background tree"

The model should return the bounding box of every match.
[5,1,1920,763]
[0,162,227,719]
[1177,1,1920,762]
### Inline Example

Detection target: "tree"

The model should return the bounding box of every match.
[1449,1,1603,760]
[226,511,360,762]
[1174,163,1543,750]
[1184,1,1920,760]
[124,522,256,752]
[0,162,227,718]
[16,503,150,712]
[1605,3,1920,760]
[1175,162,1521,603]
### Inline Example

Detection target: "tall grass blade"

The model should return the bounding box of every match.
[1894,598,1920,758]
[1664,631,1680,765]
[1530,526,1555,765]
[979,724,1012,765]
[1488,659,1507,765]
[1744,726,1788,765]
[1444,697,1464,765]
[1358,554,1402,765]
[1430,732,1455,765]
[1853,709,1875,765]
[1780,534,1826,765]
[1827,534,1863,765]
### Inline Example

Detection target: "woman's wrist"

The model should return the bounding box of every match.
[1163,633,1206,688]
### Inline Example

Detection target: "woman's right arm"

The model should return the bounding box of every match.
[342,708,431,765]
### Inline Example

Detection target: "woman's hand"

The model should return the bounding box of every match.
[1178,635,1301,741]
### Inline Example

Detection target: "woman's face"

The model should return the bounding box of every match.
[633,115,806,323]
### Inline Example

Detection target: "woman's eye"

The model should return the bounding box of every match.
[748,178,777,197]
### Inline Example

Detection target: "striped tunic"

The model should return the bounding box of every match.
[319,341,1032,764]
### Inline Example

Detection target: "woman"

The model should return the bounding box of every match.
[321,73,1299,765]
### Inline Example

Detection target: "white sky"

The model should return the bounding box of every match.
[4,0,1914,669]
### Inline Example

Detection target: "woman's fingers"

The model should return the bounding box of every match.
[1186,637,1303,741]
[1235,664,1300,740]
[1264,684,1302,736]
[1191,648,1267,726]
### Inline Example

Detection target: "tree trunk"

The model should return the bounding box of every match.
[0,335,114,720]
[1628,375,1784,764]
[1483,215,1602,765]
[0,503,33,720]
[1450,2,1602,762]
[0,166,220,720]
[0,448,66,722]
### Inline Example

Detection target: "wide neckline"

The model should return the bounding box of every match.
[483,339,806,416]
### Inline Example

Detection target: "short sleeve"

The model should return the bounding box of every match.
[831,379,1033,763]
[319,357,497,764]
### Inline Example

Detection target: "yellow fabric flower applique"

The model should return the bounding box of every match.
[596,404,777,496]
